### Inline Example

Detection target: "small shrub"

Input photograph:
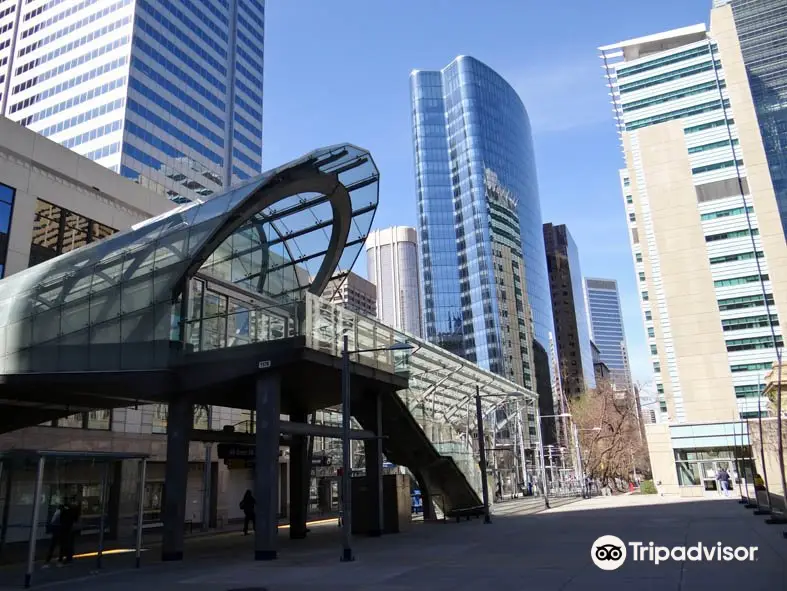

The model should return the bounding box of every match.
[639,479,657,494]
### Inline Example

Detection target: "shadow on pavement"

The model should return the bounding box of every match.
[1,496,784,590]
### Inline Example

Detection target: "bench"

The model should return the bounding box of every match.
[445,506,486,523]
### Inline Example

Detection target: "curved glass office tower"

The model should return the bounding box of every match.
[410,56,555,411]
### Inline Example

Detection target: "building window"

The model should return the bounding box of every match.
[650,344,658,355]
[648,327,655,337]
[653,362,661,372]
[645,311,652,321]
[659,401,668,413]
[30,198,117,266]
[626,195,633,204]
[629,213,636,222]
[639,272,646,281]
[657,384,664,394]
[52,410,111,430]
[636,253,642,262]
[641,291,649,301]
[0,182,15,278]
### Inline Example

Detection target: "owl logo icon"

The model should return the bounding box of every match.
[591,535,627,570]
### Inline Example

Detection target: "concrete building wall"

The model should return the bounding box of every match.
[625,121,739,424]
[645,423,681,496]
[0,117,171,277]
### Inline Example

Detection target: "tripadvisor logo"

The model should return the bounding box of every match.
[591,536,758,570]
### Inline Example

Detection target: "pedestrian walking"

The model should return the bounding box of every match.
[716,467,731,497]
[240,490,256,535]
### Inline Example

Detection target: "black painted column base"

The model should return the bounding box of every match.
[255,550,277,561]
[753,509,771,515]
[368,529,382,537]
[162,551,184,562]
[765,515,787,525]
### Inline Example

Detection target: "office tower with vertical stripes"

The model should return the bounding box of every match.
[600,1,787,496]
[584,277,633,394]
[0,0,264,204]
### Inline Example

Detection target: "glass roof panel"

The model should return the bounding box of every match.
[0,144,379,373]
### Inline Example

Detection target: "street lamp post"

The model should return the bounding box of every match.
[474,386,492,524]
[340,336,413,562]
[754,373,773,516]
[533,403,551,509]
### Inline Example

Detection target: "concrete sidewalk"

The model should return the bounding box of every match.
[4,494,785,590]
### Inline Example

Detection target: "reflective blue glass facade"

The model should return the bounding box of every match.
[0,182,15,279]
[1,0,264,205]
[723,0,787,236]
[410,56,555,398]
[584,278,632,391]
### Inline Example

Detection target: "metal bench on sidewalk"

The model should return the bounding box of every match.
[445,506,486,523]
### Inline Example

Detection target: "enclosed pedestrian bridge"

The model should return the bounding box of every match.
[0,144,539,560]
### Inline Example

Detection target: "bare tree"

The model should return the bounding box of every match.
[571,377,650,490]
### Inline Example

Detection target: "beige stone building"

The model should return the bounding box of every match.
[600,4,787,496]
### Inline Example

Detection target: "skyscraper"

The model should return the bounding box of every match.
[543,223,596,397]
[410,55,555,429]
[365,226,422,336]
[0,0,264,204]
[714,0,787,236]
[600,4,787,495]
[584,278,633,393]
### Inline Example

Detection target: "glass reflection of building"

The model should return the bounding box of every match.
[716,0,787,236]
[0,0,264,204]
[410,56,555,439]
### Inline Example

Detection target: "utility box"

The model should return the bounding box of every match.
[383,473,412,534]
[351,473,412,535]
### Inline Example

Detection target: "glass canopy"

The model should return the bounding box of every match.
[0,144,379,373]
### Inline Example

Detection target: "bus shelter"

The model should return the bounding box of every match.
[0,450,148,588]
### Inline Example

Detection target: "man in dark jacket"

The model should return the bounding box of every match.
[716,468,731,498]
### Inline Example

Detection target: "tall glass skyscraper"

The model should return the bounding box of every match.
[584,278,632,393]
[410,55,555,409]
[0,0,264,204]
[715,0,787,236]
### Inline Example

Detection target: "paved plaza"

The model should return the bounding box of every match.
[3,494,786,590]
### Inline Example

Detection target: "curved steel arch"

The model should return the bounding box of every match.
[0,144,379,374]
[180,162,352,300]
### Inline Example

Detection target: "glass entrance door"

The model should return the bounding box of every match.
[701,461,719,492]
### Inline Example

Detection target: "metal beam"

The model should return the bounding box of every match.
[190,420,377,443]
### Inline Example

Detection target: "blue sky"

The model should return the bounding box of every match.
[261,0,713,387]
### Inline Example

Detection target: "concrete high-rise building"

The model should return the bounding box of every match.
[600,3,787,496]
[544,223,596,397]
[0,0,264,204]
[714,0,787,237]
[365,226,422,336]
[322,271,377,318]
[410,56,555,427]
[584,278,633,393]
